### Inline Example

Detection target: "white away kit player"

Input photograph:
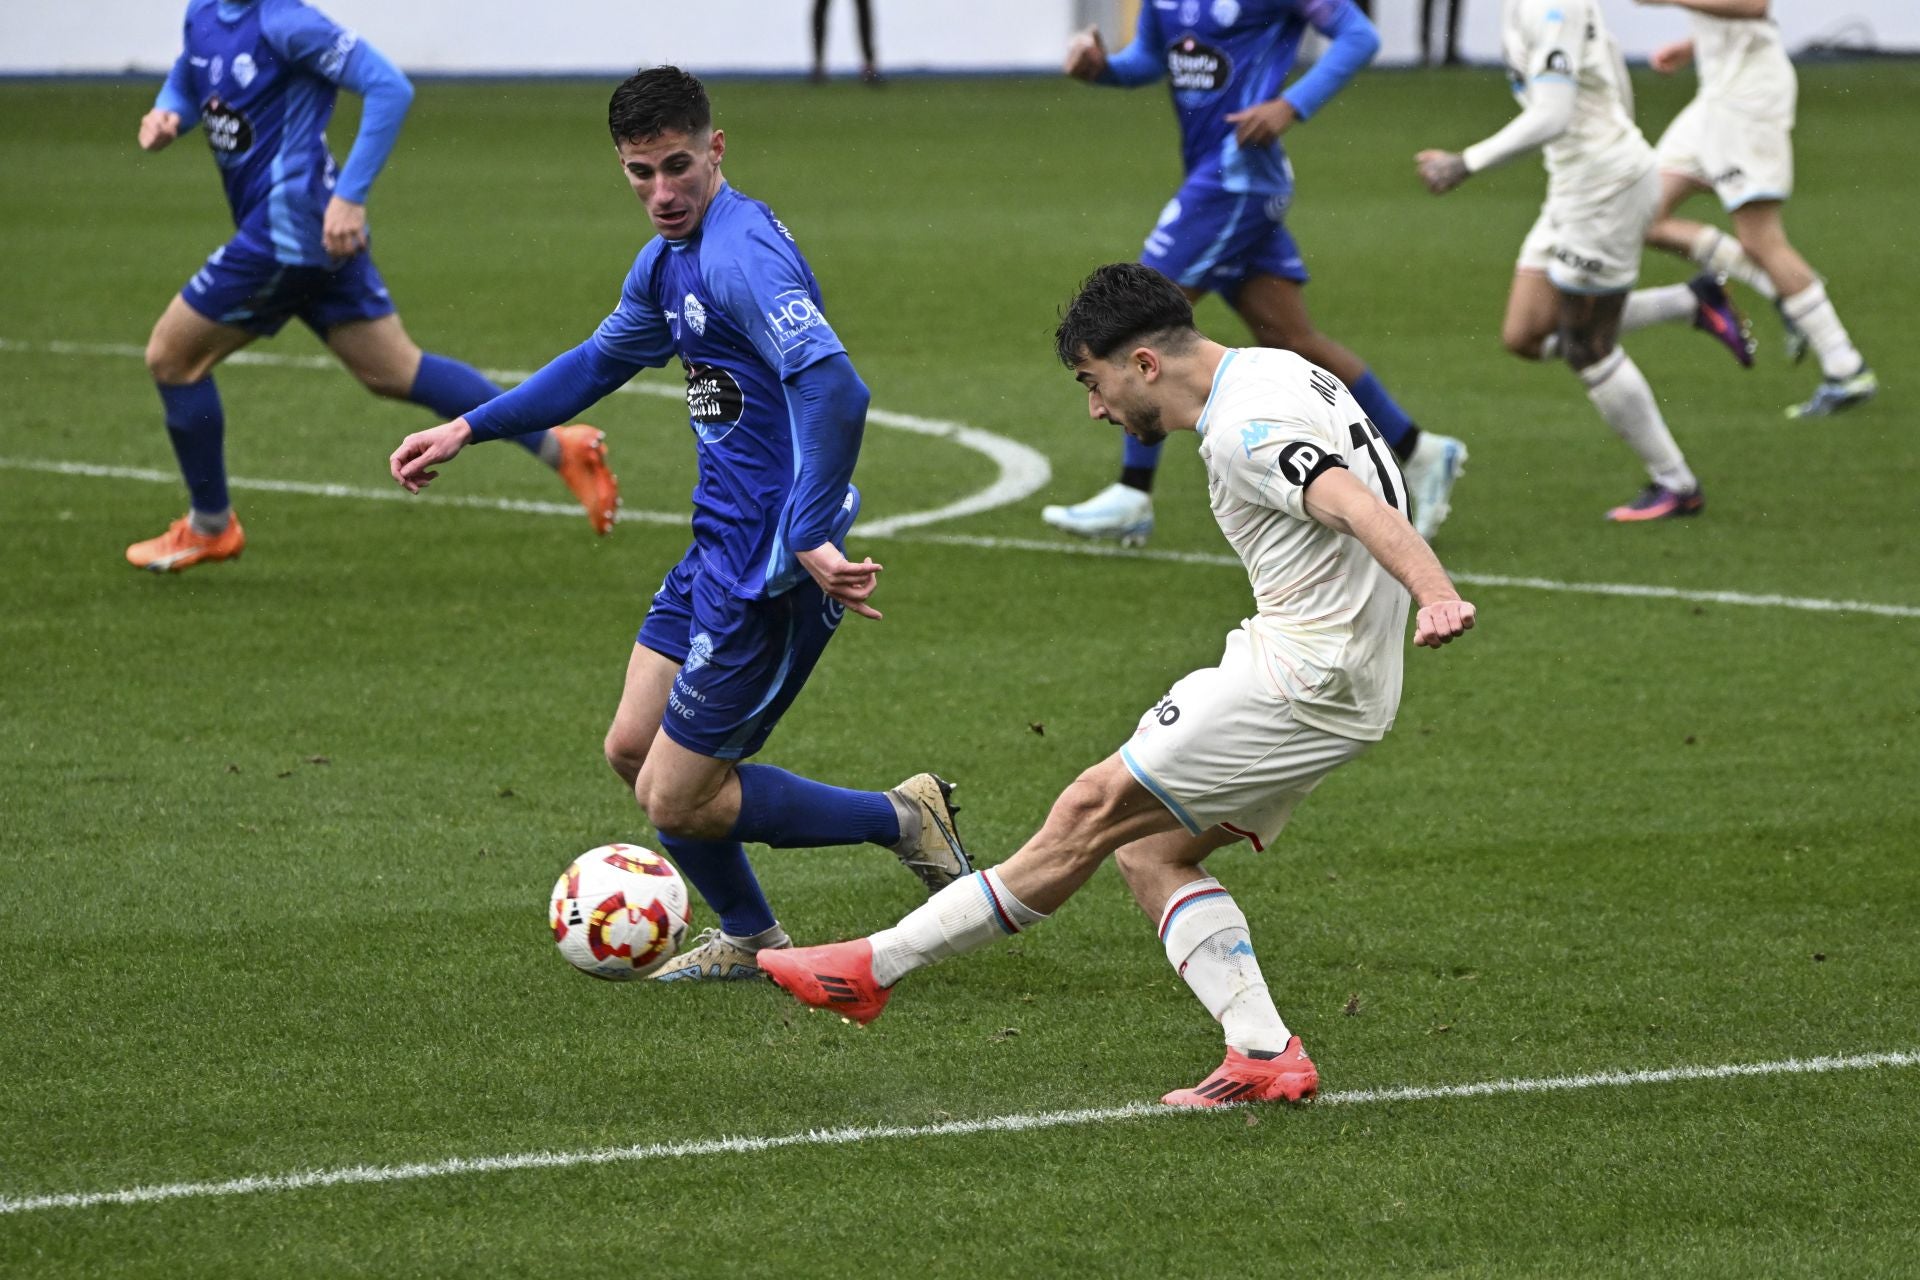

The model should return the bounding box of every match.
[758,264,1476,1108]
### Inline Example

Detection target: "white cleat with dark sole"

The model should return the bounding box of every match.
[1041,482,1154,548]
[652,928,789,982]
[1401,433,1468,541]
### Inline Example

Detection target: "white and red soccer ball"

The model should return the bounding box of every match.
[550,844,691,980]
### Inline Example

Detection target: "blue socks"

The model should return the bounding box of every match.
[657,835,777,938]
[408,352,549,458]
[730,764,901,848]
[1349,370,1418,454]
[158,378,228,516]
[1121,433,1164,473]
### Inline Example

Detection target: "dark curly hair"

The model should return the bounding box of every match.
[1054,263,1198,366]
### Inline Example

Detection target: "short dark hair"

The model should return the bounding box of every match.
[1054,263,1197,366]
[608,66,711,144]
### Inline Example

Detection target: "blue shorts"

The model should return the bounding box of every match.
[1140,181,1309,302]
[635,489,860,760]
[181,230,396,338]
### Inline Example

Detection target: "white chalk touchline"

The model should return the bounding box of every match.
[4,454,1916,621]
[0,337,1052,537]
[2,1048,1911,1217]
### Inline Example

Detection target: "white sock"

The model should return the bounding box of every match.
[720,923,789,951]
[1780,281,1866,381]
[869,868,1046,988]
[536,430,564,468]
[1579,349,1697,494]
[1623,283,1697,332]
[1688,225,1777,302]
[188,507,232,536]
[1158,877,1291,1054]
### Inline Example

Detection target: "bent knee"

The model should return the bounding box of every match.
[146,336,209,385]
[1561,331,1615,373]
[1501,327,1546,361]
[352,365,417,400]
[605,731,648,788]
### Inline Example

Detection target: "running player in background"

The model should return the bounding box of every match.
[1046,0,1468,545]
[130,0,617,573]
[1417,0,1708,522]
[763,264,1476,1106]
[1636,0,1876,419]
[389,68,969,982]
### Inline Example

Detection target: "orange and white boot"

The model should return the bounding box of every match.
[1161,1036,1319,1107]
[552,424,619,535]
[125,512,246,573]
[759,939,894,1026]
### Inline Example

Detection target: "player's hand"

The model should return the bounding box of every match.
[1225,98,1298,147]
[797,543,884,621]
[1064,26,1108,81]
[1415,149,1470,195]
[1649,39,1695,73]
[323,196,369,259]
[1414,599,1476,648]
[139,110,181,152]
[389,419,474,494]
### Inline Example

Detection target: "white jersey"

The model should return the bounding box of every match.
[1500,0,1653,200]
[1690,13,1796,120]
[1193,348,1411,741]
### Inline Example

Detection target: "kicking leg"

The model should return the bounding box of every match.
[327,314,619,532]
[1235,273,1466,539]
[760,754,1179,1022]
[127,294,255,571]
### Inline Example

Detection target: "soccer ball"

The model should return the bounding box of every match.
[550,844,691,980]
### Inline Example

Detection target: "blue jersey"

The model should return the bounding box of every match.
[1104,0,1375,195]
[592,185,852,600]
[157,0,404,266]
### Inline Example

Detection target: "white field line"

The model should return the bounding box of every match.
[2,1048,1912,1217]
[0,337,1052,537]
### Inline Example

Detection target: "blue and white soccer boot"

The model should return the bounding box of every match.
[1787,368,1878,420]
[1401,432,1468,541]
[1041,482,1154,548]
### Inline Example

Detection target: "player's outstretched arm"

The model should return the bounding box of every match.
[390,419,473,493]
[140,52,198,151]
[1303,468,1476,648]
[1071,8,1166,87]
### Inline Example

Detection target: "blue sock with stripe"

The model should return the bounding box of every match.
[730,764,900,848]
[1348,369,1420,457]
[409,352,550,458]
[158,378,228,517]
[657,834,776,939]
[869,869,1047,987]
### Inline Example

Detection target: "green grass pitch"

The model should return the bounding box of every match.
[2,64,1918,1276]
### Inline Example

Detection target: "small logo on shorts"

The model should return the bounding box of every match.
[684,632,713,674]
[1156,197,1182,228]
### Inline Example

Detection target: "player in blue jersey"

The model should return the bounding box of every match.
[127,0,618,573]
[389,67,971,981]
[1043,0,1468,544]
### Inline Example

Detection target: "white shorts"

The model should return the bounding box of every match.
[1657,97,1795,211]
[1517,164,1660,295]
[1118,627,1372,852]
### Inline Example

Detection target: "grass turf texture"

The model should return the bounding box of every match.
[2,65,1918,1276]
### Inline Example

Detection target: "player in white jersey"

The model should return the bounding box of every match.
[1635,0,1875,418]
[1416,0,1708,522]
[759,265,1476,1107]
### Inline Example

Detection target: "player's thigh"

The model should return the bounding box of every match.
[325,313,423,400]
[606,641,680,777]
[1501,269,1560,358]
[632,729,738,836]
[994,754,1190,914]
[145,293,256,385]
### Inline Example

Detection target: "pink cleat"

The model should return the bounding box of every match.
[1162,1037,1319,1107]
[759,939,894,1026]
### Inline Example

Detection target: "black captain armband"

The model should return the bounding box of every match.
[1274,440,1347,488]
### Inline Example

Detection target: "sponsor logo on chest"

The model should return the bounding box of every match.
[1167,35,1232,93]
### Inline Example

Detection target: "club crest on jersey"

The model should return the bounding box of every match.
[1211,0,1241,25]
[210,55,225,86]
[232,54,257,89]
[1167,36,1231,93]
[1180,0,1201,24]
[683,293,708,336]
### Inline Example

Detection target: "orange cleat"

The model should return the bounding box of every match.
[125,513,246,573]
[1161,1037,1319,1107]
[759,939,893,1026]
[553,424,619,535]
